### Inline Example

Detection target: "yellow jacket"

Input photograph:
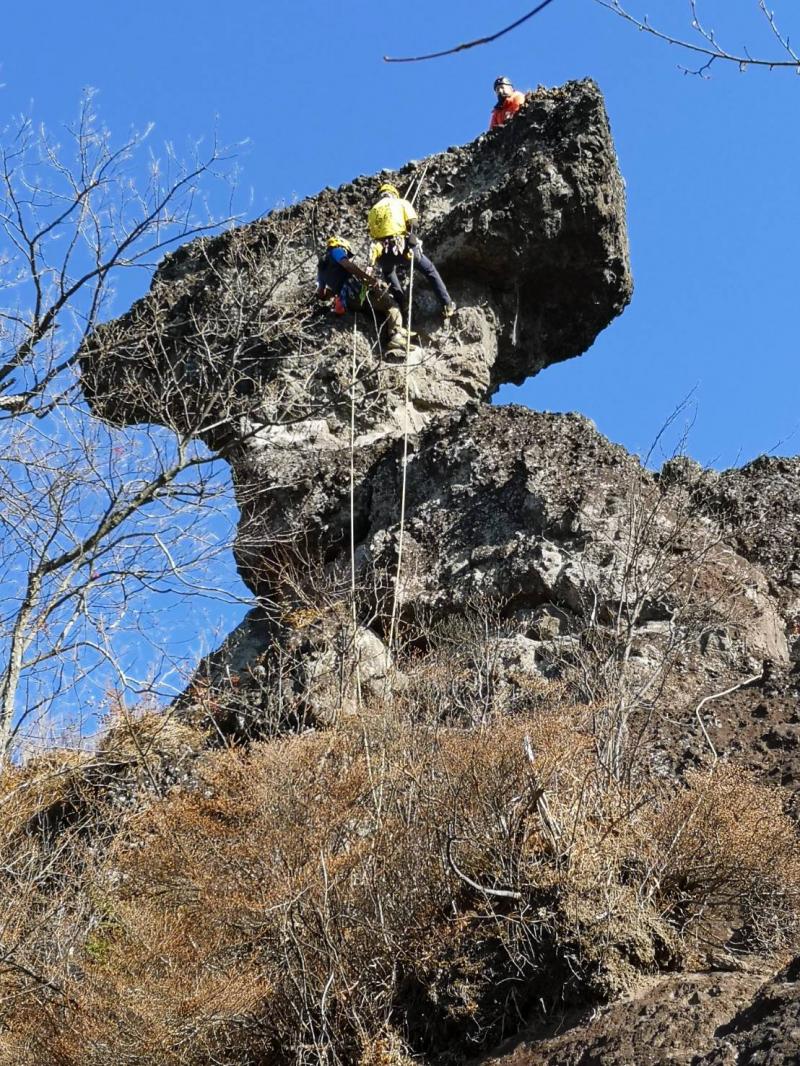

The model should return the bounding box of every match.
[368,195,418,239]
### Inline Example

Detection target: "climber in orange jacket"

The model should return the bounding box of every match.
[489,76,526,129]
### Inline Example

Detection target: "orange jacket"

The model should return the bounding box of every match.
[489,90,526,129]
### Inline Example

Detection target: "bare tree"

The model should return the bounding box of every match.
[0,95,252,759]
[596,0,800,76]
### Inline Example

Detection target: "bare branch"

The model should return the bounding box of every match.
[596,0,800,75]
[384,0,558,63]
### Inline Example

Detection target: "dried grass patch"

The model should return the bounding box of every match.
[1,700,796,1064]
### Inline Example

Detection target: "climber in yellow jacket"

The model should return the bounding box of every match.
[367,182,456,323]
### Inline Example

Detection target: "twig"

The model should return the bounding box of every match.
[694,671,762,761]
[446,837,522,902]
[384,0,558,63]
[596,0,800,74]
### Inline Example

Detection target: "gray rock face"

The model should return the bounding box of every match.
[356,406,786,664]
[189,404,791,748]
[81,78,630,445]
[661,455,800,633]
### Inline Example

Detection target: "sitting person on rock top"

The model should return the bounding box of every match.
[316,235,411,352]
[490,76,526,129]
[367,182,456,324]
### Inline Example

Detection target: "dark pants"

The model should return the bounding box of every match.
[378,245,452,316]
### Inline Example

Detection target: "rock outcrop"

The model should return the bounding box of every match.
[79,77,796,761]
[83,79,631,431]
[76,77,800,1065]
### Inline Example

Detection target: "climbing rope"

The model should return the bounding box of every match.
[386,248,416,658]
[405,161,430,209]
[349,316,362,708]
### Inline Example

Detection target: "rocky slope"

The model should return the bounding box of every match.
[76,79,800,1064]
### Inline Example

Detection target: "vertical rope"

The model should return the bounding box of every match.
[386,251,415,657]
[349,316,362,709]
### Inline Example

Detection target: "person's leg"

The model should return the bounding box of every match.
[378,251,406,316]
[411,247,452,308]
[370,290,407,350]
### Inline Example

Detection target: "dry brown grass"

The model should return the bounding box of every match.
[0,696,797,1066]
[647,764,800,951]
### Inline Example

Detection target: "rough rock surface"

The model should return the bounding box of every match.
[479,971,770,1066]
[83,79,631,437]
[660,456,800,649]
[697,956,800,1065]
[479,959,800,1065]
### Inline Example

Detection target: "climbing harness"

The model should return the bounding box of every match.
[333,275,368,314]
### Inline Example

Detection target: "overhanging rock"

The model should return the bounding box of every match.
[81,79,632,609]
[82,78,631,440]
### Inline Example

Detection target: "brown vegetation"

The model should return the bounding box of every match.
[0,690,797,1065]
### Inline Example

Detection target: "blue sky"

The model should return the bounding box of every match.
[2,1,798,721]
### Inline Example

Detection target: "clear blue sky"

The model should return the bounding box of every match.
[2,2,798,717]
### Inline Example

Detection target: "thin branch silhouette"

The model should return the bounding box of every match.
[596,0,800,75]
[383,0,558,63]
[384,0,800,75]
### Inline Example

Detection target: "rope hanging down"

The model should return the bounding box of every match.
[386,250,415,658]
[349,316,362,709]
[386,166,437,655]
[384,0,558,63]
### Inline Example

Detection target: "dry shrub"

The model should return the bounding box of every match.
[0,709,203,842]
[1,705,798,1065]
[0,708,209,1066]
[648,764,800,951]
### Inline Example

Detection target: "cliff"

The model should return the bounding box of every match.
[9,77,797,1065]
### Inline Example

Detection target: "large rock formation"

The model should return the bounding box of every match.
[80,78,639,709]
[77,77,800,1063]
[79,77,796,747]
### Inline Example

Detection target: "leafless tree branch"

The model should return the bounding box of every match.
[383,0,558,63]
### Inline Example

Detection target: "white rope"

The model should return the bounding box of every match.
[406,161,430,208]
[386,251,415,657]
[694,670,761,762]
[379,170,429,657]
[349,316,362,709]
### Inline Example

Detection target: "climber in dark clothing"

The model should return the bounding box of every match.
[316,236,409,351]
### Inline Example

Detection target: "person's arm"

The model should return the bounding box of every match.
[401,200,419,230]
[339,256,385,289]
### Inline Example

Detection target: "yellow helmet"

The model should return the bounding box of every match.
[326,235,352,253]
[378,182,400,197]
